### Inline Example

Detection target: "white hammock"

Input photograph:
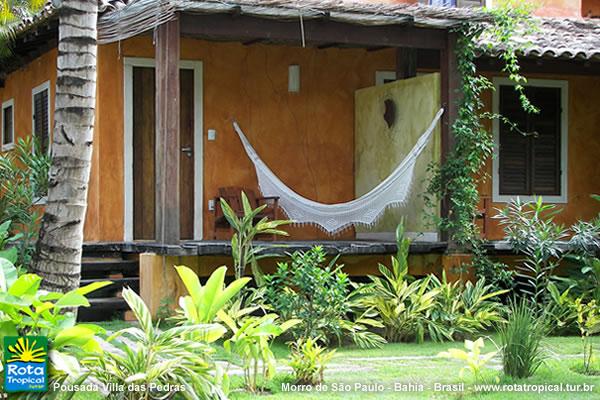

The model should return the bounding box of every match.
[233,108,444,234]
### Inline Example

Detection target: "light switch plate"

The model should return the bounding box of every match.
[208,129,216,141]
[208,199,215,211]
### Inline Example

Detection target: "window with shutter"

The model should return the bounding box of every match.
[32,82,50,154]
[2,99,14,150]
[493,79,567,203]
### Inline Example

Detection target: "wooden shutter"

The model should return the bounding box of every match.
[498,85,562,196]
[33,89,49,153]
[3,105,13,145]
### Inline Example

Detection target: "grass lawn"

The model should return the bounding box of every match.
[228,335,600,399]
[78,323,600,399]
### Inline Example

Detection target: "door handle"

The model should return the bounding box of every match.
[181,146,193,158]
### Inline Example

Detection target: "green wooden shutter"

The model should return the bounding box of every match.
[498,85,562,196]
[33,89,50,153]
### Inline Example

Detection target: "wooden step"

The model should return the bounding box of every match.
[78,297,130,322]
[80,278,139,298]
[81,259,139,278]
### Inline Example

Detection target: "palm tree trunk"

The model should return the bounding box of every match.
[31,0,98,292]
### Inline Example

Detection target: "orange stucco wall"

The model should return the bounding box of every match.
[2,37,599,243]
[478,73,600,240]
[0,49,57,149]
[88,37,397,241]
[529,0,582,17]
[582,0,600,16]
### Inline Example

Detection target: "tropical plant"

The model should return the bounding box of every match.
[498,300,548,378]
[495,197,568,306]
[430,272,507,340]
[175,265,250,324]
[358,223,443,343]
[546,281,578,334]
[574,298,600,374]
[288,337,336,386]
[31,0,98,293]
[87,288,228,400]
[219,192,290,280]
[471,244,514,294]
[0,0,45,57]
[221,313,299,393]
[438,337,498,382]
[0,257,109,396]
[264,246,384,348]
[0,138,50,267]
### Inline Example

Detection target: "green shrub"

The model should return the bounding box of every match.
[430,273,507,340]
[0,257,109,393]
[498,300,548,378]
[221,313,299,393]
[358,223,443,343]
[175,265,250,324]
[264,246,383,348]
[87,288,228,400]
[438,337,498,382]
[0,138,50,267]
[288,337,335,385]
[219,192,290,280]
[574,298,600,375]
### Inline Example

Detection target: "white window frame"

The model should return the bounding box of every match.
[492,77,569,204]
[31,80,52,155]
[123,57,204,241]
[2,99,15,151]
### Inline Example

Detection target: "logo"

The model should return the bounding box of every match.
[3,336,48,393]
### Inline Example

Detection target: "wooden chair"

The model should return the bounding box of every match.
[213,187,280,239]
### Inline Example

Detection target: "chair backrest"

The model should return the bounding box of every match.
[218,187,257,213]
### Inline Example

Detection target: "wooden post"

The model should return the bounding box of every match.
[440,32,460,244]
[396,47,417,80]
[155,18,180,244]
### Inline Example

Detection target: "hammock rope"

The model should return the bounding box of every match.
[233,108,444,234]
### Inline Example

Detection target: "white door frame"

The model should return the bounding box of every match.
[123,57,203,241]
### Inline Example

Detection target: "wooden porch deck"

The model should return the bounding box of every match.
[83,240,448,257]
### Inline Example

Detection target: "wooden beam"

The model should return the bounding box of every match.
[155,18,181,244]
[396,47,417,79]
[180,13,446,49]
[439,32,460,243]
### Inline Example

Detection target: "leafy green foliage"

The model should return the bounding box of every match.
[0,138,50,267]
[495,198,568,305]
[430,273,507,340]
[358,224,441,343]
[574,298,600,375]
[175,265,250,324]
[471,244,514,294]
[546,281,578,334]
[264,246,384,348]
[424,2,536,247]
[0,258,109,397]
[438,337,498,382]
[221,312,299,393]
[87,288,228,400]
[498,300,548,379]
[288,337,335,386]
[219,192,290,280]
[0,0,45,58]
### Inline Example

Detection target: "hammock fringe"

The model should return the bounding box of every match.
[234,108,444,234]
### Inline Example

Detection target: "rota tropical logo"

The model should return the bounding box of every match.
[3,336,48,393]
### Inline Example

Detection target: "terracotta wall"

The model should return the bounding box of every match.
[90,37,397,241]
[530,0,582,17]
[0,49,57,151]
[478,73,600,240]
[582,0,600,16]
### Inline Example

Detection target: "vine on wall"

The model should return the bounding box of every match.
[424,1,538,249]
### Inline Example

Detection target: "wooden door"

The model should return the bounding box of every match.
[132,67,195,240]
